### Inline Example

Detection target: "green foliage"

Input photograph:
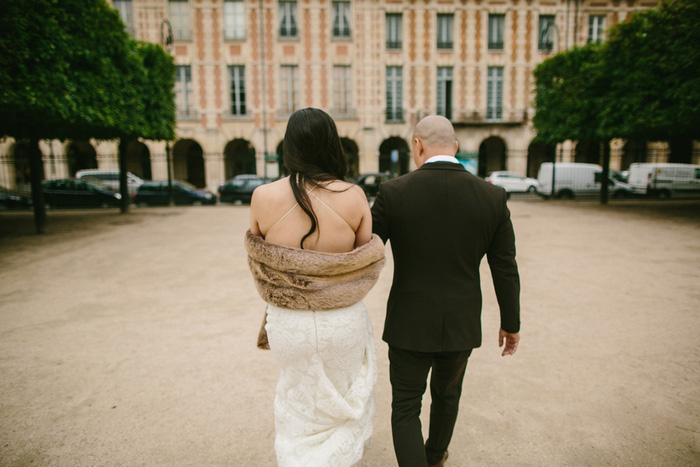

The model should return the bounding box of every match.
[533,44,607,143]
[138,42,176,141]
[0,0,175,141]
[602,0,700,140]
[533,0,700,143]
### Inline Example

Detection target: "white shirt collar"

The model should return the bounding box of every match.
[425,155,460,165]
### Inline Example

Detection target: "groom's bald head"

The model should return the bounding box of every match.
[412,115,458,167]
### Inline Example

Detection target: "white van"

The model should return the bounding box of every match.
[627,163,700,197]
[537,162,632,199]
[75,169,144,196]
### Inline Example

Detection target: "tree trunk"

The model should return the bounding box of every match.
[118,138,130,214]
[29,138,46,234]
[600,140,610,205]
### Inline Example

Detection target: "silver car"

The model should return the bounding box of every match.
[75,169,144,196]
[486,171,539,193]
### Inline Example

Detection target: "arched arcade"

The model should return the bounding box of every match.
[378,137,410,176]
[224,139,256,179]
[172,139,205,188]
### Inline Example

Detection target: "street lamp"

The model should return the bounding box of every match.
[161,18,174,207]
[259,0,270,178]
[540,20,561,198]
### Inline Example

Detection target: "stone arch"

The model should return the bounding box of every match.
[478,136,507,177]
[527,141,555,178]
[125,140,152,180]
[378,137,410,176]
[340,137,360,179]
[172,139,205,188]
[12,142,44,191]
[668,138,693,164]
[621,139,647,171]
[574,140,600,164]
[224,138,256,179]
[276,140,288,178]
[66,141,97,177]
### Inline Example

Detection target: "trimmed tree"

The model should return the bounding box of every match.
[532,44,615,203]
[0,0,175,231]
[532,43,607,145]
[601,0,700,162]
[534,0,700,160]
[533,0,700,202]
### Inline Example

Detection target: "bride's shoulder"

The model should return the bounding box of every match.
[327,179,365,197]
[252,177,290,203]
[325,180,369,213]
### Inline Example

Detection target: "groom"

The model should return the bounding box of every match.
[371,115,521,467]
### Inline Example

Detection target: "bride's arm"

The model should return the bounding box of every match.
[249,187,264,236]
[352,186,372,248]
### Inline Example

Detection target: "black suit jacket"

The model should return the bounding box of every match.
[371,161,520,352]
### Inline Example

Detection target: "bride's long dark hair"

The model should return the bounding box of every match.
[283,108,348,249]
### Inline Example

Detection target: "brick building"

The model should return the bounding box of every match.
[5,0,695,194]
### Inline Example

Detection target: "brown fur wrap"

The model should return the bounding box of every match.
[245,230,386,349]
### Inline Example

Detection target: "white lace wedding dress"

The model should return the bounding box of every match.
[265,301,377,467]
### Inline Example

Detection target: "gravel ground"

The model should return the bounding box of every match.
[1,199,699,467]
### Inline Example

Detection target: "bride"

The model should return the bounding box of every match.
[246,108,385,466]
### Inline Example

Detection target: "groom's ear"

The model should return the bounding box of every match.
[414,137,423,155]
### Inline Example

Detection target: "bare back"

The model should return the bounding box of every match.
[250,177,372,253]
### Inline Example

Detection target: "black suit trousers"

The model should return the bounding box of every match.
[389,346,472,466]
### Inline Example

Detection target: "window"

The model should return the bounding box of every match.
[175,65,194,117]
[169,0,191,41]
[386,66,403,122]
[280,65,299,115]
[488,14,504,50]
[113,0,134,35]
[386,13,402,50]
[333,66,353,116]
[279,1,298,38]
[229,66,246,116]
[538,15,555,51]
[437,67,453,120]
[224,0,246,39]
[437,14,453,49]
[589,15,605,43]
[487,67,503,121]
[332,2,351,38]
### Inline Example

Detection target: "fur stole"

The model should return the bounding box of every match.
[245,230,386,349]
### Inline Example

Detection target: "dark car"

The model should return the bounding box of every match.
[134,180,217,206]
[0,186,32,210]
[41,179,121,208]
[218,175,272,203]
[355,173,391,198]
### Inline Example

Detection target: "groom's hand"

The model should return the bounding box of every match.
[499,328,519,356]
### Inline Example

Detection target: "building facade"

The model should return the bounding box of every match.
[4,0,697,193]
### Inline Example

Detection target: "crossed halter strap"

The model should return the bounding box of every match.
[266,184,354,236]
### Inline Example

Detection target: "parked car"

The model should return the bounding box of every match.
[75,169,144,196]
[41,179,122,208]
[0,186,32,210]
[134,180,217,206]
[627,163,700,198]
[486,171,539,193]
[355,173,391,198]
[610,170,628,183]
[218,175,272,203]
[537,162,632,199]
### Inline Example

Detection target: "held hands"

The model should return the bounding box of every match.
[499,328,520,356]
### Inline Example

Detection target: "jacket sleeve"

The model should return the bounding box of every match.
[370,183,390,244]
[486,192,521,333]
